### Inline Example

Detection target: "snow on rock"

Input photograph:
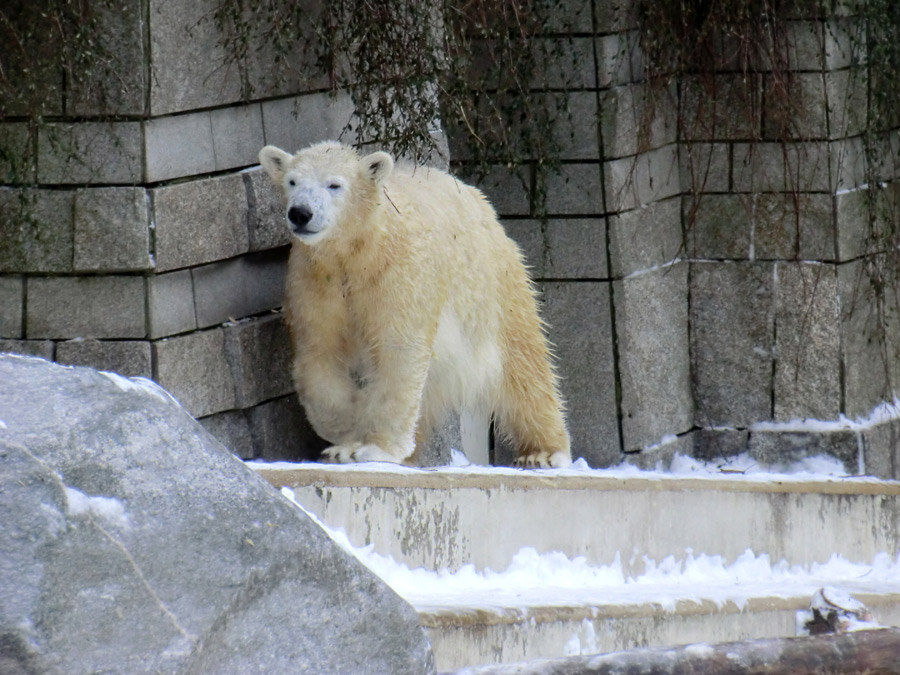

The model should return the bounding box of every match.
[64,486,130,529]
[798,586,881,635]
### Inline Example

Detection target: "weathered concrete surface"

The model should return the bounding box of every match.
[0,355,434,675]
[430,597,900,673]
[259,465,900,578]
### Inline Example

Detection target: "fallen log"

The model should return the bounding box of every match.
[450,627,900,675]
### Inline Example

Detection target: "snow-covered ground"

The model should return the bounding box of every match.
[270,452,900,619]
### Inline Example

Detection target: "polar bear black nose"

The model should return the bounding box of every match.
[288,205,312,229]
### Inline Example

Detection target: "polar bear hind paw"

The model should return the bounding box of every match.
[321,443,403,464]
[513,450,572,469]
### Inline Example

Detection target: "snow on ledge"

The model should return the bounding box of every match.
[249,451,900,487]
[280,486,900,615]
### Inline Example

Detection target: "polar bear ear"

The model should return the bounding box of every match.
[361,151,394,186]
[258,146,293,184]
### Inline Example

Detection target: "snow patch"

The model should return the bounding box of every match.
[751,397,900,433]
[100,371,177,405]
[64,487,130,529]
[684,643,715,657]
[279,486,900,615]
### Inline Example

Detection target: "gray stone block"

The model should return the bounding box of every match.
[679,143,730,193]
[148,269,197,339]
[199,409,255,460]
[604,144,680,212]
[26,276,146,339]
[56,339,152,378]
[67,0,147,116]
[621,433,693,470]
[682,75,762,142]
[223,313,293,408]
[835,183,899,262]
[763,72,827,140]
[690,262,775,428]
[774,263,841,421]
[154,328,236,418]
[861,420,900,480]
[546,219,608,279]
[615,263,692,451]
[0,122,36,184]
[824,17,863,70]
[834,188,867,262]
[825,70,867,140]
[596,33,636,88]
[211,104,265,171]
[0,339,54,360]
[192,250,287,329]
[838,259,894,417]
[153,173,249,272]
[241,13,329,101]
[0,189,74,273]
[145,111,215,182]
[247,394,329,462]
[755,193,835,260]
[0,13,63,117]
[542,163,602,216]
[544,0,594,33]
[542,281,619,467]
[693,429,751,462]
[467,165,531,217]
[73,188,153,272]
[601,84,676,159]
[261,92,355,153]
[550,92,600,161]
[830,135,867,192]
[733,141,830,193]
[595,0,637,32]
[148,0,242,115]
[780,21,824,72]
[420,413,459,467]
[501,220,545,278]
[531,38,597,90]
[609,197,681,277]
[0,276,23,338]
[686,194,751,260]
[748,430,859,474]
[37,122,142,184]
[245,169,291,251]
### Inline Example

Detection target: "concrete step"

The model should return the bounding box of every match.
[253,462,900,671]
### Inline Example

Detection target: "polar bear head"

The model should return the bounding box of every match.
[258,141,394,245]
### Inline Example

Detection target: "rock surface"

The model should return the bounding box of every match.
[0,354,434,675]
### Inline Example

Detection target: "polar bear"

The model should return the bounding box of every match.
[258,141,571,468]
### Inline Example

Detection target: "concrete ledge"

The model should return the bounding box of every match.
[256,464,900,496]
[258,463,900,580]
[425,593,900,672]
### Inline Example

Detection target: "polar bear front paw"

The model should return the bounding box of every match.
[321,443,403,464]
[513,449,572,469]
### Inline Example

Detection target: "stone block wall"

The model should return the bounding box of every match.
[2,0,900,475]
[452,1,900,474]
[0,0,349,461]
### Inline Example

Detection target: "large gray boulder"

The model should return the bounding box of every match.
[0,354,434,675]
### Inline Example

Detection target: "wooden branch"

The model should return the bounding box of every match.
[452,628,900,675]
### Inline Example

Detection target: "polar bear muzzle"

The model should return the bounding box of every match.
[288,205,313,233]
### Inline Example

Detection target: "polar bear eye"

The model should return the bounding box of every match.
[328,182,342,190]
[288,179,296,187]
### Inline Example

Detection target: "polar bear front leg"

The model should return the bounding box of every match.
[346,336,431,464]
